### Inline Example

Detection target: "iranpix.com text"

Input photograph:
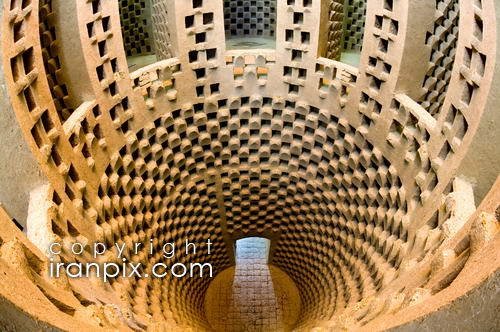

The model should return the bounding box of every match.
[48,239,214,282]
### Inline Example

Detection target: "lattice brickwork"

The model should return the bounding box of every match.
[325,0,344,60]
[151,0,174,60]
[343,0,366,51]
[224,0,277,37]
[420,0,460,117]
[119,0,153,56]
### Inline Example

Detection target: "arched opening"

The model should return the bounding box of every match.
[119,0,158,70]
[224,0,277,50]
[235,236,271,262]
[340,0,366,65]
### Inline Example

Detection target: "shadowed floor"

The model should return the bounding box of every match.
[204,238,301,332]
[226,37,276,50]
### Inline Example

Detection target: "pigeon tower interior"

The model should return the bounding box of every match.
[0,0,499,331]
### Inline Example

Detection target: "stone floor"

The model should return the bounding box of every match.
[204,237,301,332]
[340,51,361,66]
[126,54,157,71]
[226,37,276,50]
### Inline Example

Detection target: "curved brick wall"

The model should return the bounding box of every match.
[0,0,499,331]
[119,0,153,56]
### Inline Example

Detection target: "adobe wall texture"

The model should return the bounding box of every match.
[392,270,500,332]
[0,0,46,227]
[457,4,500,203]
